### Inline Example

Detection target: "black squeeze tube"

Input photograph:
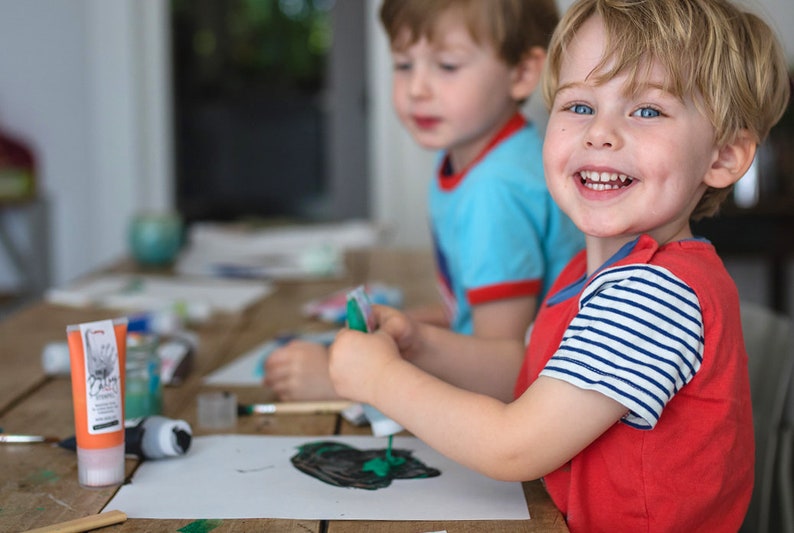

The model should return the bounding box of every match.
[58,417,192,460]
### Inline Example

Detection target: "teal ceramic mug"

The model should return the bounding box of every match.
[129,212,184,266]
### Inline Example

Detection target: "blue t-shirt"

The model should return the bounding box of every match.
[429,114,584,335]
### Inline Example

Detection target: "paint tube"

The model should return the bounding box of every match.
[345,286,404,437]
[66,318,128,487]
[58,416,192,461]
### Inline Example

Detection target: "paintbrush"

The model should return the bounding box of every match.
[238,400,353,415]
[0,434,60,444]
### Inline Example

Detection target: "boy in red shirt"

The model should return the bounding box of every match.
[328,0,791,530]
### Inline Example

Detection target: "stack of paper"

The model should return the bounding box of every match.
[175,220,385,280]
[46,274,272,316]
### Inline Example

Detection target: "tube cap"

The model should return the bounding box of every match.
[362,404,403,437]
[41,341,71,376]
[76,443,125,488]
[140,416,192,459]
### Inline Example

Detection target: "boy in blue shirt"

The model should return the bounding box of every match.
[265,0,582,401]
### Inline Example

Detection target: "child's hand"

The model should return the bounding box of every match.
[328,328,401,404]
[263,340,342,401]
[372,304,426,361]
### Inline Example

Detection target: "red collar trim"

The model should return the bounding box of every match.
[437,113,527,191]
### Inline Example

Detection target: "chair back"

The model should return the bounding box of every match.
[740,301,793,533]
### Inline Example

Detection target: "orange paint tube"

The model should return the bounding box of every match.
[66,317,128,487]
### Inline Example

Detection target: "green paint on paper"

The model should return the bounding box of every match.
[291,440,440,490]
[362,435,405,477]
[177,519,223,533]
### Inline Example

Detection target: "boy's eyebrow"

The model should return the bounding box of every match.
[554,79,678,99]
[552,81,586,98]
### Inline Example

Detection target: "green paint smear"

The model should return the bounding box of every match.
[291,439,441,490]
[25,469,59,484]
[362,435,405,477]
[178,519,223,533]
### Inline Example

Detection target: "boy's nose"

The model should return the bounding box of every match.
[407,67,431,99]
[584,115,621,149]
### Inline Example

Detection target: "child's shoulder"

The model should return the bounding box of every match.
[591,236,736,308]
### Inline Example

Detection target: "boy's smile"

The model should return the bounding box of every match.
[543,15,724,264]
[578,170,634,192]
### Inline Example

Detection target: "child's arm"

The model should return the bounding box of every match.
[405,302,450,328]
[375,304,525,402]
[263,298,531,402]
[328,328,627,481]
[471,295,537,340]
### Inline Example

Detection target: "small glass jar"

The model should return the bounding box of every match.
[125,333,163,419]
[128,211,184,267]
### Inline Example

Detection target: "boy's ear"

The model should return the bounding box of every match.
[703,129,757,189]
[510,46,546,101]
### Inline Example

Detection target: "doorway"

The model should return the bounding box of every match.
[170,0,368,224]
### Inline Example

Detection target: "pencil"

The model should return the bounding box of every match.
[23,509,127,533]
[237,400,353,415]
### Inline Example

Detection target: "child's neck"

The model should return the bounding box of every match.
[585,224,694,275]
[446,110,523,174]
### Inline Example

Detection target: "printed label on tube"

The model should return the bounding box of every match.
[78,320,123,435]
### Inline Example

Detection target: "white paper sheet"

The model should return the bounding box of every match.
[203,330,337,386]
[105,435,531,521]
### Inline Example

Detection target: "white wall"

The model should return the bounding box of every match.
[0,1,91,290]
[0,0,790,292]
[0,0,171,290]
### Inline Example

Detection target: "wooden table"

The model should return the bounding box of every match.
[0,248,569,532]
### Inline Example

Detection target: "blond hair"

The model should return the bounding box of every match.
[379,0,558,68]
[542,0,791,220]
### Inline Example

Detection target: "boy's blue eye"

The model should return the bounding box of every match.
[439,63,459,72]
[633,107,660,118]
[393,62,412,72]
[568,103,593,115]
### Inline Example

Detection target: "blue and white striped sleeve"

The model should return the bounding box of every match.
[539,264,704,429]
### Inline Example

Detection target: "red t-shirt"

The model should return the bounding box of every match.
[515,235,753,532]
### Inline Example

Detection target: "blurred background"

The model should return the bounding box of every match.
[0,0,792,314]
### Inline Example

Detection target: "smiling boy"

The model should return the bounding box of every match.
[328,0,791,530]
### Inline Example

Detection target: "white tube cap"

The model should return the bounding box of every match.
[41,341,71,376]
[140,416,192,459]
[77,443,125,488]
[362,404,403,437]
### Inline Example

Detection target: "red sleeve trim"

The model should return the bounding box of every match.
[467,279,542,305]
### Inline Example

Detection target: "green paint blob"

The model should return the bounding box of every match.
[362,435,405,477]
[177,519,223,533]
[291,439,441,490]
